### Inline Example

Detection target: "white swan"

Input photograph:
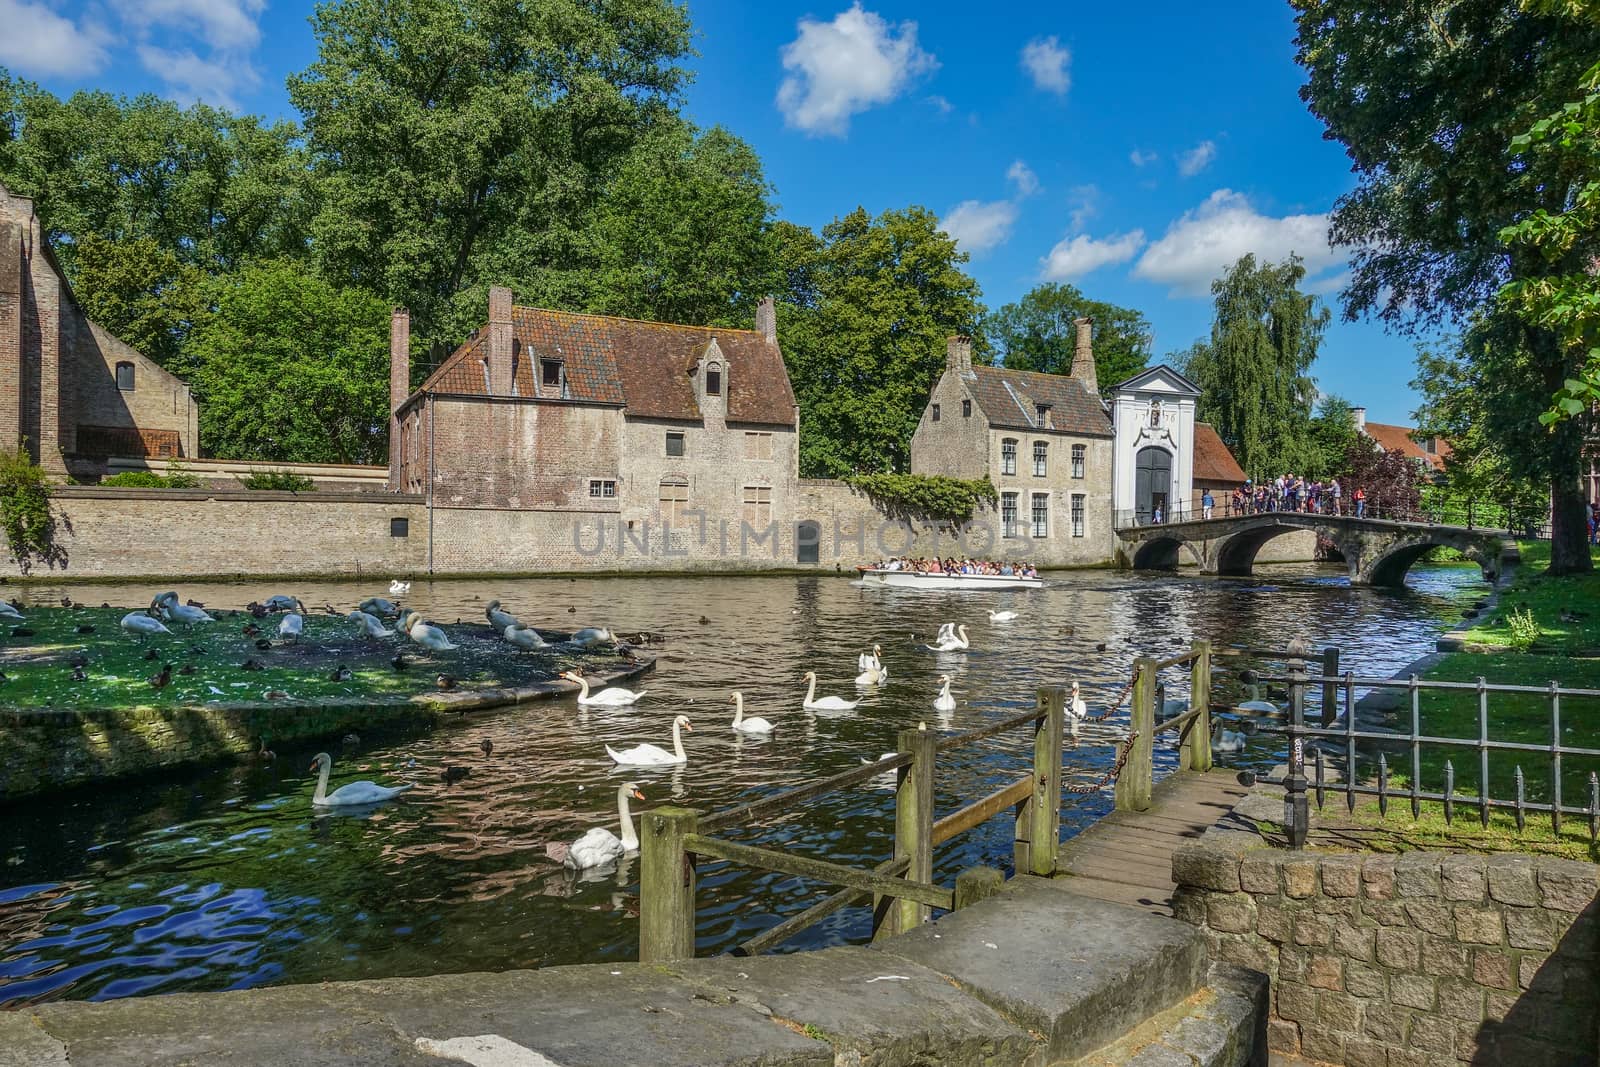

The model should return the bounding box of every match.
[403,612,457,652]
[348,610,394,638]
[926,625,970,652]
[360,597,401,618]
[389,580,411,595]
[485,600,519,630]
[0,602,23,620]
[263,595,299,612]
[121,610,170,637]
[1068,681,1089,722]
[934,622,956,644]
[1211,720,1247,753]
[606,716,692,766]
[933,675,956,712]
[562,670,645,707]
[570,627,613,648]
[309,752,413,807]
[153,592,214,625]
[802,671,860,711]
[986,609,1019,622]
[729,691,775,734]
[558,782,645,869]
[854,644,887,686]
[278,600,307,642]
[504,623,548,650]
[1238,683,1281,715]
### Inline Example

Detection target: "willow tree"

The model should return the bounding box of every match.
[1182,254,1328,480]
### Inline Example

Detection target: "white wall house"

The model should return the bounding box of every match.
[1109,365,1202,525]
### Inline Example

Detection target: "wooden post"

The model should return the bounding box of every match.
[1183,640,1213,773]
[1321,646,1340,727]
[874,726,935,941]
[1024,686,1066,875]
[1115,658,1157,812]
[639,806,700,962]
[954,866,1005,908]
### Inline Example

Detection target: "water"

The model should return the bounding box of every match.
[0,563,1485,1007]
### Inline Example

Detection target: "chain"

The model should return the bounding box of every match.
[1064,729,1140,794]
[1084,669,1137,722]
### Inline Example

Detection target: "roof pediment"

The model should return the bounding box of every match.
[1110,364,1201,398]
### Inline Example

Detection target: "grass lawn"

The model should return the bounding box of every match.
[1454,541,1600,652]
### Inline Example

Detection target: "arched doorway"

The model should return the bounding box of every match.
[1135,447,1172,522]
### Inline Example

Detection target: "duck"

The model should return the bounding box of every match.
[925,624,970,652]
[802,671,860,711]
[485,600,519,630]
[262,595,299,613]
[606,715,692,766]
[402,612,458,652]
[240,658,265,671]
[177,664,195,676]
[390,653,409,672]
[148,663,172,689]
[436,674,458,691]
[71,665,87,682]
[480,738,494,758]
[561,670,645,706]
[552,782,646,869]
[121,610,171,638]
[504,623,548,651]
[1211,720,1247,753]
[389,580,411,595]
[359,597,402,618]
[255,638,273,650]
[329,665,353,682]
[933,675,956,713]
[308,752,413,807]
[278,602,307,642]
[729,691,775,734]
[75,624,96,635]
[569,626,613,649]
[440,765,470,785]
[854,645,888,686]
[986,609,1020,622]
[348,610,393,638]
[152,592,215,625]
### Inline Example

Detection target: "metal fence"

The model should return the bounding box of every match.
[1113,498,1543,534]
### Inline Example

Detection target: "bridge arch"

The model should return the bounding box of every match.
[1362,537,1498,588]
[1211,524,1323,577]
[1130,536,1202,571]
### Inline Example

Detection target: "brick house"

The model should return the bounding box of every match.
[1351,407,1451,475]
[910,320,1115,564]
[1191,422,1248,512]
[0,182,198,476]
[389,288,799,562]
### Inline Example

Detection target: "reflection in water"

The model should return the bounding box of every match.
[0,565,1482,1006]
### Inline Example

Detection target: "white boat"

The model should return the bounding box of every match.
[855,568,1044,591]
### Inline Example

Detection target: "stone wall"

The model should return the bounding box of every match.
[1172,836,1600,1066]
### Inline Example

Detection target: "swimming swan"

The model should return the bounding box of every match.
[504,623,548,650]
[348,610,394,638]
[933,675,956,712]
[854,644,887,686]
[729,691,775,734]
[606,716,692,766]
[557,782,645,869]
[1238,682,1281,715]
[986,609,1019,622]
[121,610,170,637]
[1211,720,1247,753]
[309,752,413,806]
[802,671,860,711]
[389,580,411,595]
[403,612,458,652]
[561,670,645,707]
[485,600,519,630]
[926,625,970,652]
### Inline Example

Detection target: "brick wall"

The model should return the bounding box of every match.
[428,396,624,510]
[1172,837,1600,1066]
[71,319,197,457]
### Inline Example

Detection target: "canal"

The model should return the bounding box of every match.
[0,562,1485,1007]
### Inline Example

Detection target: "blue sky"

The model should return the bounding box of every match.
[2,0,1429,424]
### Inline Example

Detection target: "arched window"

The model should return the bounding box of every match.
[115,361,135,391]
[705,362,723,396]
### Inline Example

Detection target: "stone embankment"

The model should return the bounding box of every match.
[0,656,653,802]
[0,877,1268,1067]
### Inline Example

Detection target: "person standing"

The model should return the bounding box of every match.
[1354,486,1367,518]
[1330,478,1342,516]
[1202,489,1215,520]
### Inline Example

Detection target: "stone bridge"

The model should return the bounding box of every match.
[1113,512,1507,587]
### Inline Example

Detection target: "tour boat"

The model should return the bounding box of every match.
[855,567,1045,591]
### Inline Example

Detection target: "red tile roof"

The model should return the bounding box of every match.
[963,365,1112,437]
[413,307,796,427]
[1192,422,1246,484]
[1362,422,1451,471]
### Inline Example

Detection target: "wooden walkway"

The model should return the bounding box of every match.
[1053,770,1253,916]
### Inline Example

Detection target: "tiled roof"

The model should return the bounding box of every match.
[1363,421,1450,471]
[964,365,1112,437]
[414,307,796,427]
[1192,422,1246,484]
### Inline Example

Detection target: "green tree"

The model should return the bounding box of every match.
[1293,0,1598,573]
[186,262,391,464]
[776,207,983,477]
[70,233,205,372]
[1182,254,1328,480]
[1307,395,1361,480]
[982,283,1150,390]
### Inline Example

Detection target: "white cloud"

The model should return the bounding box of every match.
[1066,184,1099,231]
[941,199,1020,255]
[1129,149,1158,168]
[927,94,954,115]
[776,3,938,137]
[1020,35,1070,95]
[1041,230,1146,281]
[1132,189,1341,296]
[137,45,259,109]
[0,0,109,77]
[1177,139,1217,177]
[1007,160,1040,198]
[112,0,266,50]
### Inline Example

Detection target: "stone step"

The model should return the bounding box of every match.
[1063,963,1267,1067]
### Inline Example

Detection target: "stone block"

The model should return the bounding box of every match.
[1485,989,1519,1020]
[1344,960,1387,999]
[1205,892,1256,934]
[1306,953,1343,991]
[1255,901,1289,943]
[1364,900,1407,927]
[1170,842,1240,893]
[1473,950,1514,990]
[1217,934,1272,972]
[1334,920,1375,962]
[1402,899,1453,937]
[1486,853,1539,907]
[1559,912,1598,961]
[1238,851,1280,895]
[1389,973,1436,1010]
[1282,857,1317,899]
[1419,938,1469,978]
[1318,990,1362,1032]
[1361,1003,1409,1044]
[1536,858,1600,913]
[1453,905,1505,945]
[1518,952,1552,991]
[1292,913,1332,947]
[1169,887,1206,927]
[1394,852,1441,898]
[1408,1012,1455,1054]
[1277,946,1307,984]
[1439,852,1487,902]
[1320,853,1363,897]
[1298,1024,1344,1064]
[1361,855,1396,900]
[1437,978,1484,1023]
[1265,1018,1299,1055]
[1344,1036,1387,1067]
[1375,927,1421,970]
[1504,905,1557,951]
[1275,980,1318,1025]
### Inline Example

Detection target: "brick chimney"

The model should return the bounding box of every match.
[1352,406,1367,431]
[488,285,514,395]
[946,335,973,377]
[1070,316,1098,395]
[755,296,777,344]
[388,307,409,489]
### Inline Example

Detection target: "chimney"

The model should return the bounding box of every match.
[946,335,973,377]
[755,296,777,344]
[1070,316,1098,395]
[488,285,514,395]
[388,307,409,489]
[1352,406,1367,431]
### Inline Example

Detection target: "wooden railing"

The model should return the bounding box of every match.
[1113,639,1215,812]
[639,687,1072,962]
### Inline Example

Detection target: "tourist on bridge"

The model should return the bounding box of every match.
[1330,478,1342,516]
[1354,486,1367,518]
[1202,489,1214,520]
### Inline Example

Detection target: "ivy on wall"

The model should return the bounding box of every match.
[0,449,65,573]
[844,473,999,527]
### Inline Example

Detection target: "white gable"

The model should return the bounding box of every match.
[1110,364,1201,398]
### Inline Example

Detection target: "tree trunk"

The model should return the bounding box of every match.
[1548,476,1594,575]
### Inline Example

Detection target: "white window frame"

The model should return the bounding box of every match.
[1071,443,1085,480]
[1031,492,1049,538]
[1071,493,1085,538]
[588,479,617,499]
[1001,438,1017,476]
[1001,491,1020,539]
[1033,441,1048,478]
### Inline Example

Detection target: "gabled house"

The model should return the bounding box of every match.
[1352,407,1451,475]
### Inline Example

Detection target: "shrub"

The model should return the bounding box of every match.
[241,469,315,492]
[0,448,63,573]
[1506,606,1542,652]
[102,465,202,489]
[844,473,998,526]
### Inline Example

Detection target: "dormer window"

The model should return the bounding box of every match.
[541,358,567,398]
[706,362,722,396]
[1036,403,1052,429]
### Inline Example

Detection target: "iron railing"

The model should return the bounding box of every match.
[1113,498,1541,533]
